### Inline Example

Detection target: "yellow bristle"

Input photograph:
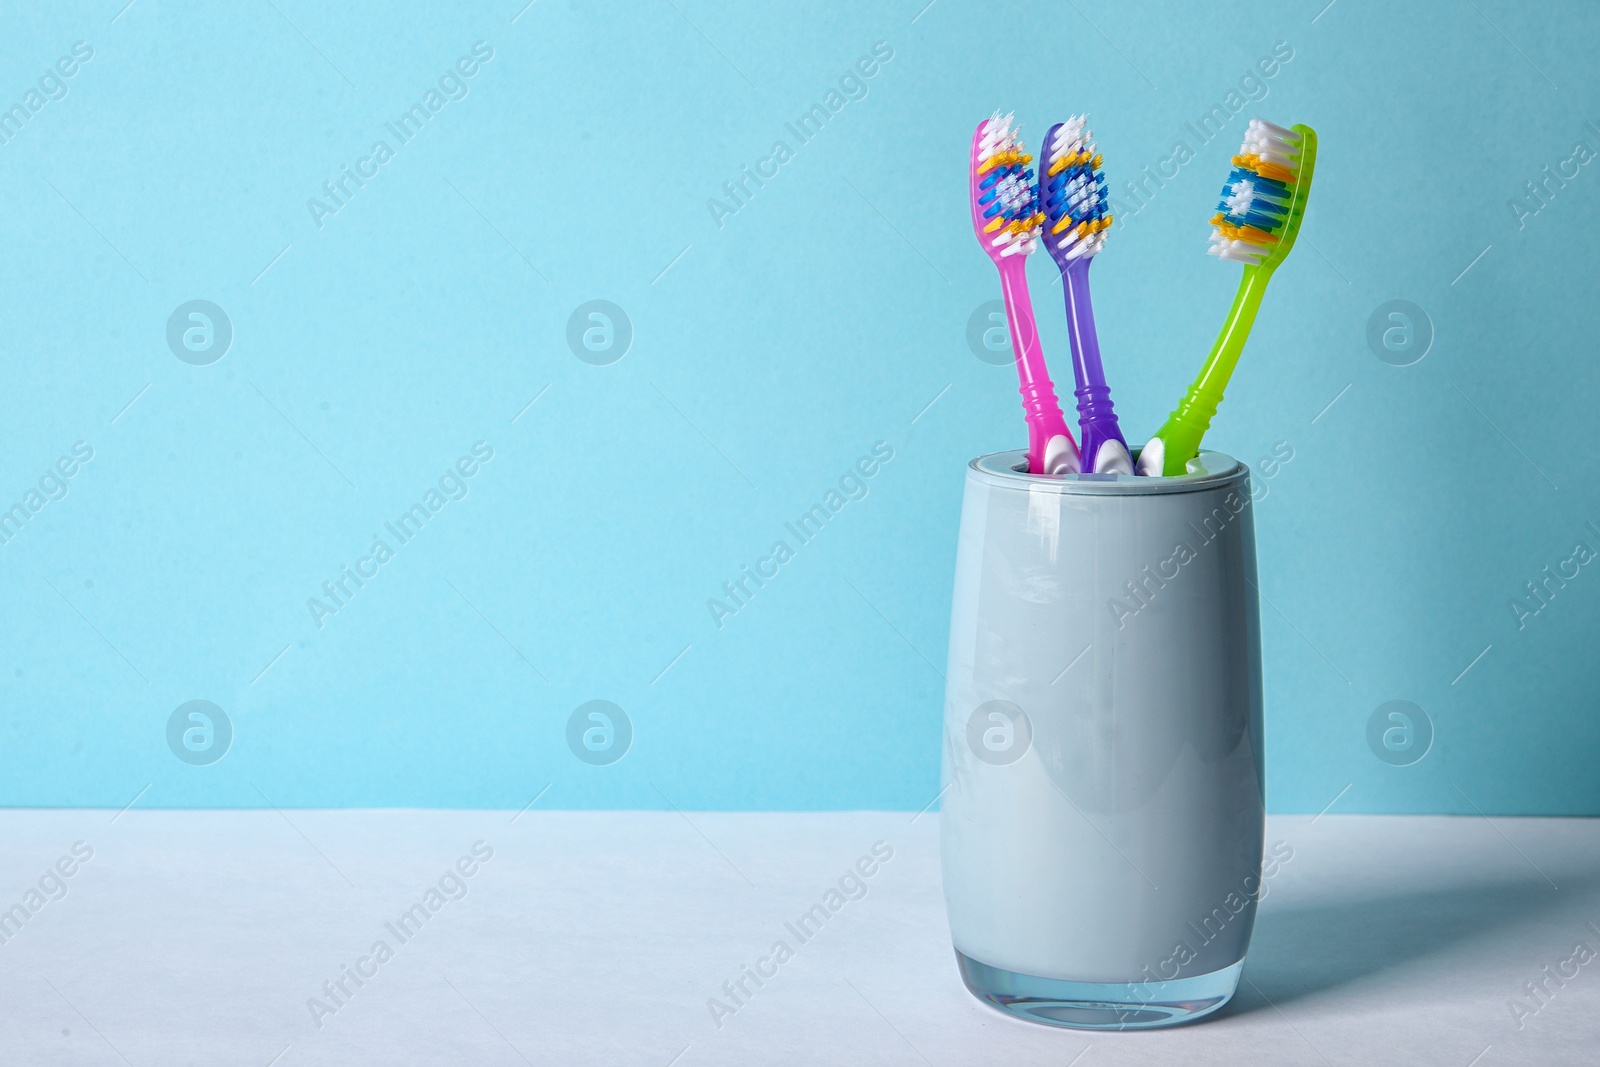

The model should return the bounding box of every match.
[978,148,1033,177]
[1233,153,1296,184]
[1214,220,1278,246]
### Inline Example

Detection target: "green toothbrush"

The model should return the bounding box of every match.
[1138,119,1318,477]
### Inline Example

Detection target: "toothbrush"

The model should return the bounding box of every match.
[969,114,1080,476]
[1039,116,1133,475]
[1138,118,1318,477]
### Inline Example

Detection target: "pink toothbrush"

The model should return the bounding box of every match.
[969,114,1080,476]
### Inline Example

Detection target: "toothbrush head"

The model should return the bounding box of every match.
[1208,118,1317,270]
[969,114,1044,263]
[1039,115,1112,269]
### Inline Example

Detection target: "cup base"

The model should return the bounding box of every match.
[954,951,1243,1030]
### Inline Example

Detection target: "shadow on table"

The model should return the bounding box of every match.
[1217,866,1597,1017]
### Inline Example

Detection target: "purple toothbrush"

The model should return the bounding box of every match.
[1039,116,1133,475]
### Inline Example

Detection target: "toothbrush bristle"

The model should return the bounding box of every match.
[1208,118,1301,265]
[973,113,1043,257]
[1041,115,1111,263]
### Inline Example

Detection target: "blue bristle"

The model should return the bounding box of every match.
[1215,193,1287,216]
[1216,166,1289,233]
[988,159,1038,221]
[1227,166,1288,194]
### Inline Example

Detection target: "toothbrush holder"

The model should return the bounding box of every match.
[940,449,1265,1030]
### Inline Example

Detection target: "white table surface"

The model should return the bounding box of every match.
[0,810,1596,1065]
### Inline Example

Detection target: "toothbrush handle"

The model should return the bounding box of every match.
[998,257,1077,474]
[1153,265,1271,475]
[1062,258,1128,468]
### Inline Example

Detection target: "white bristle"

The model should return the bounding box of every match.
[1239,118,1298,169]
[977,111,1016,161]
[1208,238,1265,264]
[1223,179,1256,217]
[1049,114,1094,159]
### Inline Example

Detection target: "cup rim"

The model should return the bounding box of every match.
[968,449,1246,495]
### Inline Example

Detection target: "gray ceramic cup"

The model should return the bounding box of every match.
[940,450,1265,1029]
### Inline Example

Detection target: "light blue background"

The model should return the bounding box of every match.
[2,0,1596,814]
